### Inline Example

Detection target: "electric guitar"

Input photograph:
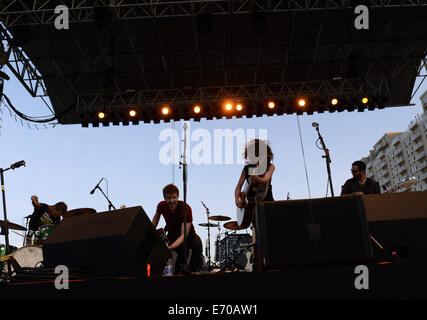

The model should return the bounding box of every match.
[236,178,269,227]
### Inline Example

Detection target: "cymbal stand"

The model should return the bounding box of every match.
[201,201,213,271]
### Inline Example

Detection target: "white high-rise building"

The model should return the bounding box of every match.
[361,91,427,192]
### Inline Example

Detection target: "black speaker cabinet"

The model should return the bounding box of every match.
[255,196,374,269]
[362,191,427,261]
[43,206,169,277]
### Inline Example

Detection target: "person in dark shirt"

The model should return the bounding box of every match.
[341,161,381,196]
[234,139,275,271]
[152,184,203,274]
[28,195,67,244]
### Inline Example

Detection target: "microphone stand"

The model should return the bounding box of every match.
[1,160,26,279]
[314,125,334,197]
[95,185,117,212]
[201,201,211,271]
[179,122,190,274]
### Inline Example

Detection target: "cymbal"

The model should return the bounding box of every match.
[209,215,231,222]
[63,208,96,217]
[198,223,219,228]
[0,220,26,231]
[223,221,249,231]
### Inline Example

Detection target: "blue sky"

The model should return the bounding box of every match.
[1,68,426,261]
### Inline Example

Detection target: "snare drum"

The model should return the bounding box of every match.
[2,245,43,273]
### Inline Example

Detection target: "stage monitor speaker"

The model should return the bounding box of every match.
[362,191,427,261]
[255,196,374,269]
[43,206,169,277]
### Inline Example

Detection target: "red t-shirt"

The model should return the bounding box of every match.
[156,201,195,240]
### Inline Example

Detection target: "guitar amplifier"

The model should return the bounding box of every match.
[255,196,374,269]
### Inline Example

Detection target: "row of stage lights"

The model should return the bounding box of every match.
[93,96,374,122]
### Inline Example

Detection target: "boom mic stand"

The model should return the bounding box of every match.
[313,123,334,197]
[91,178,117,211]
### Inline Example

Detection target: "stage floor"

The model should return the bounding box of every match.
[1,260,427,300]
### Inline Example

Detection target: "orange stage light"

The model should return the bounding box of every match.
[331,98,338,106]
[297,99,306,108]
[268,101,275,109]
[225,103,233,111]
[161,106,170,115]
[236,104,243,111]
[194,105,201,114]
[98,112,105,119]
[362,97,369,104]
[129,110,137,117]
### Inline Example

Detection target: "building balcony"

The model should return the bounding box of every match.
[413,141,424,152]
[415,151,426,162]
[412,131,422,141]
[377,151,386,159]
[420,172,427,181]
[417,160,427,171]
[374,140,388,152]
[397,166,408,174]
[391,136,401,146]
[395,147,403,156]
[395,156,404,165]
[409,118,420,130]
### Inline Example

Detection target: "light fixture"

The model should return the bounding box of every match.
[268,101,275,109]
[161,106,170,115]
[194,105,201,114]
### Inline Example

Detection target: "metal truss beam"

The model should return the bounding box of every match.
[75,77,392,114]
[1,0,427,27]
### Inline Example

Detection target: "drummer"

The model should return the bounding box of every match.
[28,196,67,243]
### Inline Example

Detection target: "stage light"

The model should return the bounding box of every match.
[268,101,275,109]
[194,105,201,114]
[297,99,306,108]
[129,110,137,117]
[236,104,243,111]
[225,103,233,111]
[161,106,170,115]
[362,97,369,104]
[331,98,338,106]
[98,112,105,119]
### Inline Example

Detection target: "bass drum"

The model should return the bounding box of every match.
[233,236,253,271]
[2,245,43,274]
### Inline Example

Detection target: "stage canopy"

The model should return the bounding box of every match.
[1,0,427,126]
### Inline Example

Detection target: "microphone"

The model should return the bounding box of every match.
[312,122,319,128]
[11,160,26,169]
[90,178,104,195]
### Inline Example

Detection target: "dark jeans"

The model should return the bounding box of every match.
[173,233,203,273]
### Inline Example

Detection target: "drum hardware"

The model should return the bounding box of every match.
[0,219,27,231]
[223,221,249,231]
[198,223,219,228]
[214,234,253,271]
[201,201,215,271]
[208,215,231,222]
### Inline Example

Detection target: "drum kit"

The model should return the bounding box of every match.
[0,207,96,278]
[198,213,254,272]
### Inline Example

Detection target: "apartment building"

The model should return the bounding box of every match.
[361,92,427,193]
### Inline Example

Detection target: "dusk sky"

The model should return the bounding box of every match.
[1,66,425,260]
